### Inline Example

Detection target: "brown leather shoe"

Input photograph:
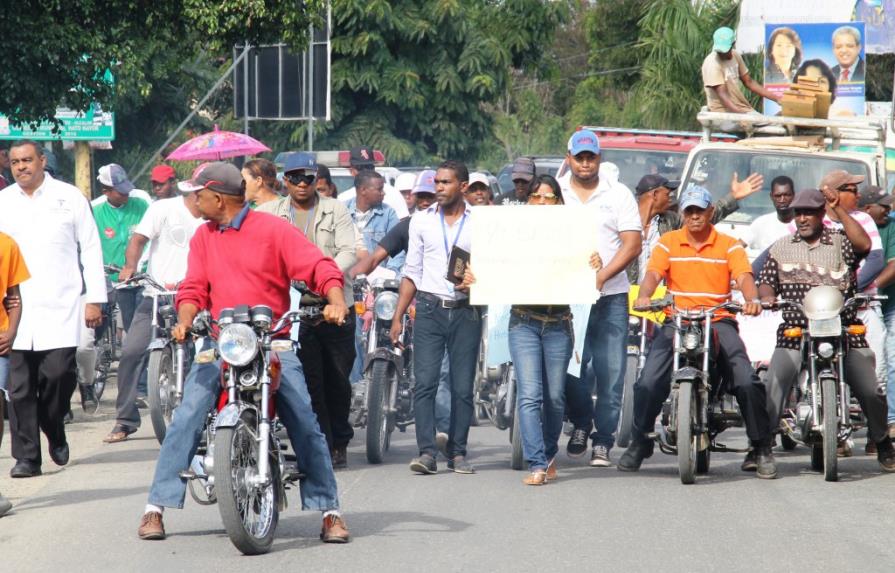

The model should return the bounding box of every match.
[523,470,548,486]
[546,458,557,481]
[138,511,166,540]
[320,514,350,543]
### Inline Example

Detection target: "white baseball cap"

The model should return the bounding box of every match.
[468,172,490,189]
[395,172,417,192]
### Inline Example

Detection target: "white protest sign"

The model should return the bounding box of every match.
[470,206,600,305]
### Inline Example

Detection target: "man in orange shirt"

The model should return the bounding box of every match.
[618,185,775,478]
[1,230,30,515]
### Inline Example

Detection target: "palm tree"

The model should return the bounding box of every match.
[629,0,740,130]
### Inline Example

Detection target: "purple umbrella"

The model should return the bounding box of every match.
[166,125,271,161]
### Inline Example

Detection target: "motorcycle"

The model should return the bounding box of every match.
[616,315,651,448]
[471,310,521,469]
[180,304,320,555]
[121,274,190,445]
[774,286,883,482]
[354,276,415,464]
[641,299,747,485]
[94,264,124,399]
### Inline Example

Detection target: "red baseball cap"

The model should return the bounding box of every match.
[150,164,176,183]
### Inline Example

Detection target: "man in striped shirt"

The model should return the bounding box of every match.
[617,185,775,478]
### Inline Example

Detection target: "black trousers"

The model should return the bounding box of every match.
[298,309,357,449]
[632,320,771,445]
[8,347,78,465]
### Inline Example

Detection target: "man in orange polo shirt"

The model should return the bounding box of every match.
[618,185,776,478]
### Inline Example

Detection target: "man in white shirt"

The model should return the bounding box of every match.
[102,174,204,443]
[0,140,106,478]
[389,161,480,475]
[338,146,410,219]
[559,129,642,468]
[741,175,795,259]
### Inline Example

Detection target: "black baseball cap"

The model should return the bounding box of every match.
[635,174,680,196]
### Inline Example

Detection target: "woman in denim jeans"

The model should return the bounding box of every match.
[464,175,598,484]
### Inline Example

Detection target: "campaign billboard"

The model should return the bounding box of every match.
[763,22,866,117]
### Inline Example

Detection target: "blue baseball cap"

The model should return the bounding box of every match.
[568,129,600,156]
[678,185,713,211]
[283,152,317,174]
[713,27,735,52]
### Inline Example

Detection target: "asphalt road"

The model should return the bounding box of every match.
[2,381,895,573]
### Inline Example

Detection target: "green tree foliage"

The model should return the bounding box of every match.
[316,0,569,163]
[0,1,325,128]
[628,0,739,130]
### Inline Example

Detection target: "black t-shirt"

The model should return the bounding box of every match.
[379,216,411,257]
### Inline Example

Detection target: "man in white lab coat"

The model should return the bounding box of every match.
[0,140,106,478]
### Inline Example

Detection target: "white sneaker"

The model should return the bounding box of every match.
[589,445,612,467]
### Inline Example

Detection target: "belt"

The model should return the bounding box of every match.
[511,308,571,324]
[418,291,470,309]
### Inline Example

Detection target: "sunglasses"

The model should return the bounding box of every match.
[285,172,315,186]
[528,193,558,201]
[838,185,858,193]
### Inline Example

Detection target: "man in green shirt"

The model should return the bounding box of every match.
[862,186,895,440]
[94,164,149,330]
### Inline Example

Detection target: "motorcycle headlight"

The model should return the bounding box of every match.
[374,291,399,321]
[218,323,258,366]
[683,330,701,351]
[816,342,835,359]
[808,316,841,338]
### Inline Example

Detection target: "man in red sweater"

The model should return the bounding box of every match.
[137,163,351,544]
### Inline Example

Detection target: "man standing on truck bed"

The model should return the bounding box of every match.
[702,27,781,117]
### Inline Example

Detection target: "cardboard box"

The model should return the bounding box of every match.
[781,93,816,117]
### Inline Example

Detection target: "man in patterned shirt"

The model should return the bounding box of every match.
[757,187,895,471]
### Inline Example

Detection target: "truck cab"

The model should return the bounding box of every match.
[681,110,889,258]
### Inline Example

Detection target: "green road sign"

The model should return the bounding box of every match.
[0,104,115,141]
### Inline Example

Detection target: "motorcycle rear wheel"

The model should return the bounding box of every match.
[677,381,697,485]
[147,347,176,444]
[215,411,279,555]
[616,355,639,448]
[365,360,393,464]
[821,376,839,482]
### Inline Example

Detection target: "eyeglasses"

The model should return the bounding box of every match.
[285,172,315,186]
[528,193,558,201]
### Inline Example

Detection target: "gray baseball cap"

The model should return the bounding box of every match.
[97,163,134,194]
[193,162,244,195]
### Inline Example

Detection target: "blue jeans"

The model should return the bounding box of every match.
[509,314,573,471]
[564,293,629,448]
[412,294,481,458]
[884,308,895,423]
[435,353,451,434]
[147,340,339,511]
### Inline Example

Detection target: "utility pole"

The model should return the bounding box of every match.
[73,141,92,200]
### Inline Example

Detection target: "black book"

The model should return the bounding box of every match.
[446,246,470,285]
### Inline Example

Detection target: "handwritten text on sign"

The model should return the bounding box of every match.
[470,205,600,305]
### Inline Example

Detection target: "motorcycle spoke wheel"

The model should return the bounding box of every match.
[147,348,176,444]
[215,414,278,555]
[677,382,697,485]
[821,376,839,482]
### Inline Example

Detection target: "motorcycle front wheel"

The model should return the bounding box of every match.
[677,381,697,485]
[146,347,176,444]
[366,359,393,464]
[821,376,839,482]
[616,354,639,448]
[215,410,279,555]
